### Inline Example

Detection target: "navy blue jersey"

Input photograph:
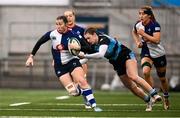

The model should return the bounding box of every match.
[31,29,82,65]
[134,20,165,58]
[70,25,85,38]
[69,25,91,53]
[134,20,160,40]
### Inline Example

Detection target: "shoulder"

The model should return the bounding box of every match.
[150,21,160,27]
[134,20,141,26]
[74,25,85,32]
[49,30,63,40]
[98,33,110,44]
[134,20,144,30]
[49,29,57,35]
[75,24,85,29]
[150,21,161,31]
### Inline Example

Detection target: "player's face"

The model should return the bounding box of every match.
[84,33,98,45]
[56,19,67,33]
[139,9,150,24]
[64,11,75,26]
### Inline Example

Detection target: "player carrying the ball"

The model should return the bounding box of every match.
[25,15,102,112]
[64,10,92,109]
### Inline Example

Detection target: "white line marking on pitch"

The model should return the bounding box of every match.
[37,103,162,106]
[1,116,179,118]
[9,102,31,106]
[0,108,179,112]
[55,96,70,100]
[1,117,179,118]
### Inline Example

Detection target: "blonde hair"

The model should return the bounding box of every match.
[64,9,76,16]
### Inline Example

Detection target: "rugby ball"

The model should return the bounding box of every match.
[68,37,81,56]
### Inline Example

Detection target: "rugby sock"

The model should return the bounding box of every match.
[83,95,88,104]
[149,88,158,97]
[81,88,96,108]
[144,95,151,103]
[76,86,82,96]
[163,92,169,98]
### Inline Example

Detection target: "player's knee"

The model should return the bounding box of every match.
[143,69,151,77]
[65,82,81,96]
[128,75,139,81]
[141,62,152,69]
[78,78,89,87]
[159,76,167,83]
[142,62,151,76]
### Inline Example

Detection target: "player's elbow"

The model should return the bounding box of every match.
[154,39,160,44]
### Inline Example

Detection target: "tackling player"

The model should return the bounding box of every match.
[70,27,162,111]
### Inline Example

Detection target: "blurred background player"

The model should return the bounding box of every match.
[25,16,102,112]
[132,6,170,110]
[64,9,91,109]
[70,27,162,111]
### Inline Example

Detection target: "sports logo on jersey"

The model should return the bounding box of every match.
[155,27,160,31]
[57,71,61,74]
[79,35,82,38]
[73,62,77,66]
[77,31,80,35]
[52,36,56,40]
[100,38,104,42]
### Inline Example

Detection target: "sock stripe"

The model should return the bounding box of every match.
[86,94,94,101]
[149,88,157,97]
[82,88,96,107]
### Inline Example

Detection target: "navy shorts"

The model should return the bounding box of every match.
[54,58,82,78]
[140,42,167,68]
[152,55,167,68]
[140,42,151,59]
[109,45,136,76]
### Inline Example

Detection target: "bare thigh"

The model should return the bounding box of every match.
[71,67,89,88]
[59,73,73,87]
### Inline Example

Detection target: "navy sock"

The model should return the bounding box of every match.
[149,88,157,97]
[144,95,151,103]
[81,88,96,107]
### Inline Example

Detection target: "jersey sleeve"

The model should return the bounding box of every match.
[77,26,92,52]
[99,36,110,45]
[84,45,108,59]
[153,22,161,32]
[80,39,92,53]
[31,31,51,55]
[79,27,85,37]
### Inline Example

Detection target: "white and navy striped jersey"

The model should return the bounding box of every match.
[31,29,82,65]
[134,20,165,58]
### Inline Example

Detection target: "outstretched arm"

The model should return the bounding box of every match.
[25,31,51,67]
[84,45,108,59]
